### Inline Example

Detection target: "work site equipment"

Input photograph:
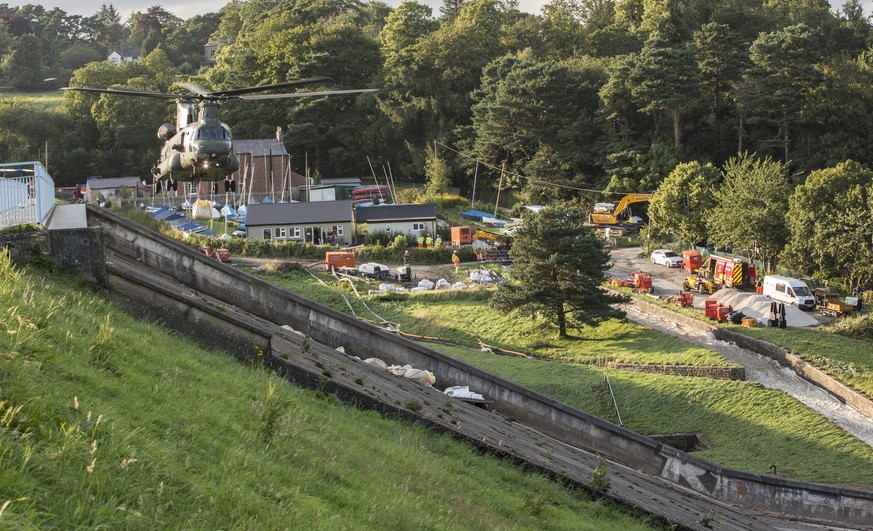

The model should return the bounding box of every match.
[813,288,854,317]
[394,265,414,282]
[358,263,390,279]
[704,298,732,322]
[701,254,756,289]
[632,272,653,293]
[326,251,356,273]
[451,226,472,246]
[589,193,652,228]
[609,277,634,288]
[684,254,755,293]
[666,291,694,308]
[682,271,718,294]
[682,250,702,272]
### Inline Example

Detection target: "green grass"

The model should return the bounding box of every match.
[730,324,873,399]
[253,268,873,485]
[0,251,653,529]
[266,270,733,367]
[0,90,64,112]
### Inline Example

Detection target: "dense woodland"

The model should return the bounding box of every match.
[1,0,873,287]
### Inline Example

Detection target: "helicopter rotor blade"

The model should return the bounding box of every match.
[175,82,212,97]
[211,76,333,97]
[61,86,180,99]
[237,88,378,101]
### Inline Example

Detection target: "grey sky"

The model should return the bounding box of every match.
[42,0,873,22]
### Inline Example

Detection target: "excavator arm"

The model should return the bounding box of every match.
[589,193,653,225]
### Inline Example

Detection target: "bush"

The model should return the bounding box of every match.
[365,231,392,246]
[391,234,409,249]
[830,312,873,342]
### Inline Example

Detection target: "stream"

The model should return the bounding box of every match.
[623,304,873,449]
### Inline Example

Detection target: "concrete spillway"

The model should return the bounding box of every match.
[32,204,873,530]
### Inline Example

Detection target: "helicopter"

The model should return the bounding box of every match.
[61,77,377,182]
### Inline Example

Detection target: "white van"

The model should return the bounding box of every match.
[762,275,815,310]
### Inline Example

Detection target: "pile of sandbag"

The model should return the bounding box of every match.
[469,269,503,283]
[412,279,435,292]
[362,358,436,387]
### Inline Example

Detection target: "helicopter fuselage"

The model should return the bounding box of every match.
[152,101,239,182]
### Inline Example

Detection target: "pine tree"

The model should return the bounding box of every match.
[491,206,626,338]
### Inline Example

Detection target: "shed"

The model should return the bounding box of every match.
[354,203,437,241]
[246,200,353,245]
[85,177,141,204]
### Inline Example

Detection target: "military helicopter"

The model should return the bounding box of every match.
[62,77,376,182]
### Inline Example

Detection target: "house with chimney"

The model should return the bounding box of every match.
[184,127,305,201]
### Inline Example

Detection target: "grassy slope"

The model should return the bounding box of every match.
[0,255,652,529]
[0,90,64,112]
[259,269,873,485]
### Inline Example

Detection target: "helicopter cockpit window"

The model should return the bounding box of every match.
[221,126,231,140]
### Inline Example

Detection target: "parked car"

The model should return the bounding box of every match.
[650,249,683,268]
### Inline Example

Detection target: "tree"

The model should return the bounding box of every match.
[693,22,747,162]
[2,34,42,90]
[490,206,626,338]
[740,24,821,163]
[783,160,873,291]
[707,154,790,273]
[648,161,719,246]
[467,56,606,202]
[424,149,451,195]
[629,34,699,147]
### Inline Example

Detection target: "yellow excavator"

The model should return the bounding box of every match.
[589,193,653,227]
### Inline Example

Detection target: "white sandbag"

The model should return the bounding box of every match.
[417,279,435,290]
[192,199,213,220]
[379,283,396,292]
[435,278,451,289]
[403,368,436,387]
[451,282,468,290]
[387,364,411,376]
[364,358,388,370]
[469,270,496,282]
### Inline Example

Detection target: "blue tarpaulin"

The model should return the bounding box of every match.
[460,209,493,221]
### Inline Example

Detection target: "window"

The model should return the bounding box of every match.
[776,283,785,294]
[386,225,391,234]
[275,227,287,239]
[263,229,272,241]
[186,182,198,196]
[293,227,301,238]
[412,223,425,232]
[336,225,343,236]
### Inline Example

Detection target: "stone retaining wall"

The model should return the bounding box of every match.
[605,362,745,380]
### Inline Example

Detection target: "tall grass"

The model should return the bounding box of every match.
[0,250,653,528]
[254,267,873,485]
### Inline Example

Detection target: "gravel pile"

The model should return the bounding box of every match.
[713,288,819,328]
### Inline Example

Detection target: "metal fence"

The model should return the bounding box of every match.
[0,161,55,229]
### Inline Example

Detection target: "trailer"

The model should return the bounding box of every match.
[814,288,854,317]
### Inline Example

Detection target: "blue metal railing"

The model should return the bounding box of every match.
[0,161,55,229]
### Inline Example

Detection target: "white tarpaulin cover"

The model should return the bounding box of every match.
[444,386,484,401]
